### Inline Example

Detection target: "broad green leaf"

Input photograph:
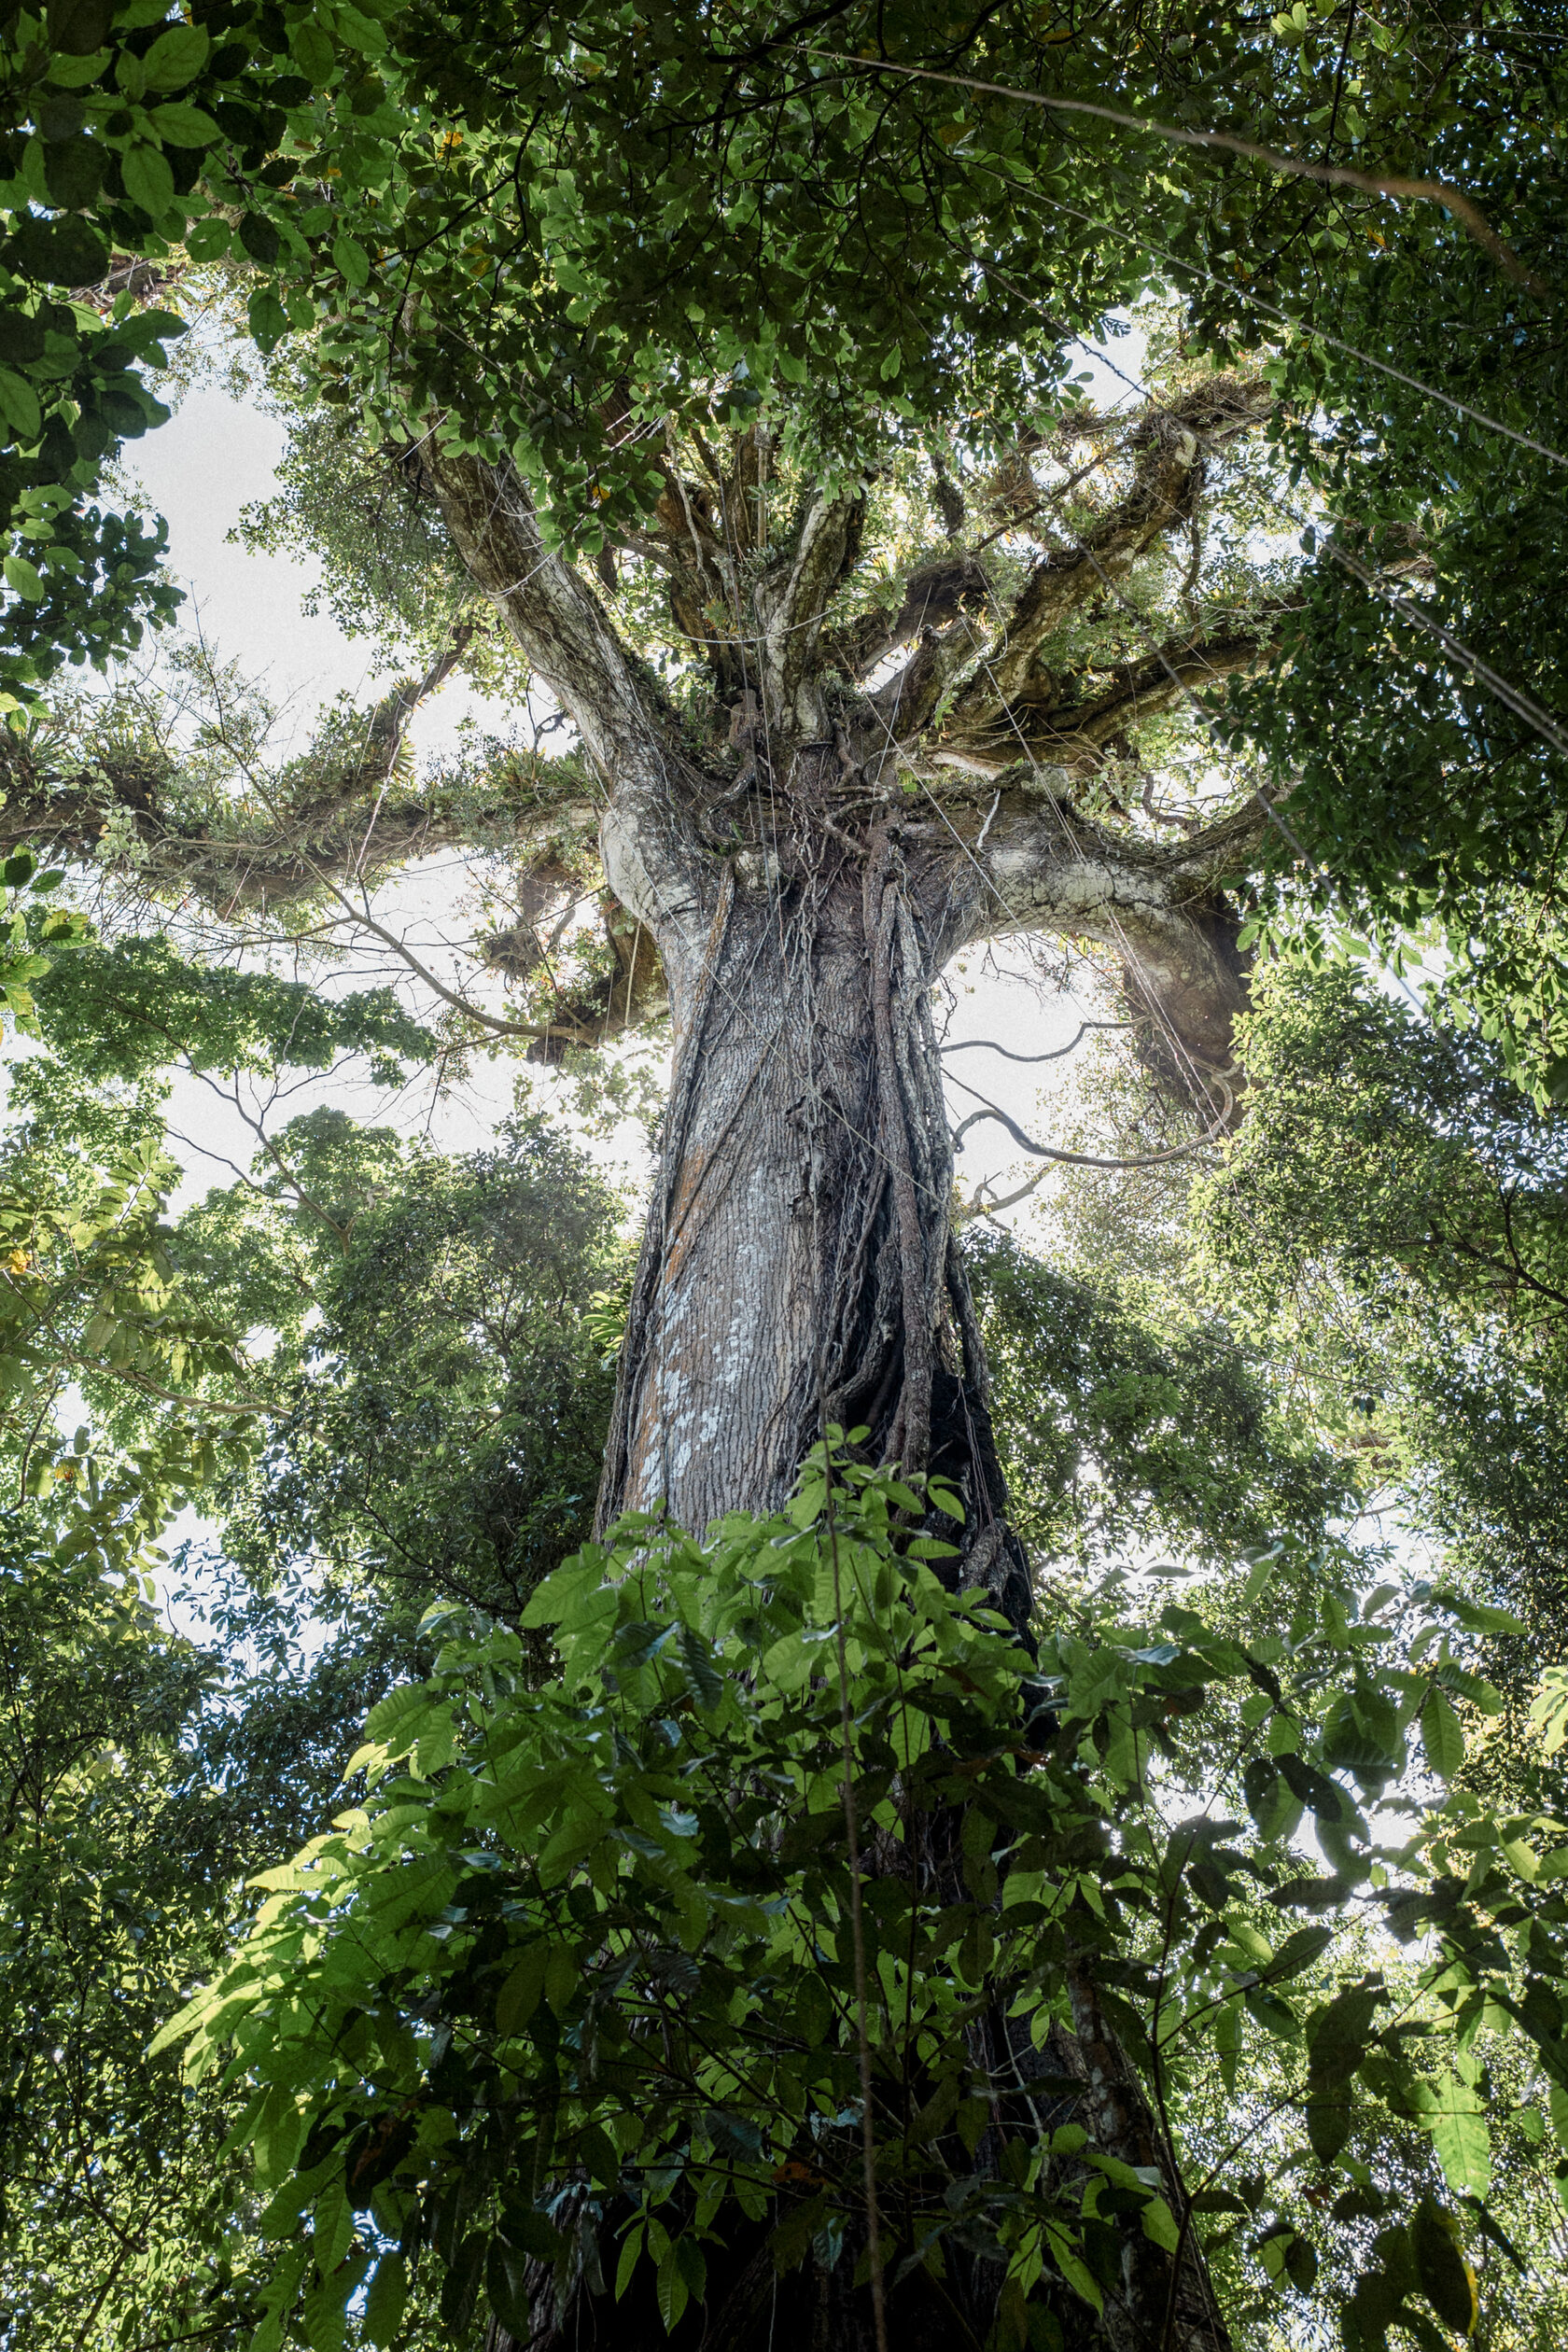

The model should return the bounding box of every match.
[1420,1685,1464,1780]
[290,19,337,81]
[1307,1985,1383,2087]
[120,142,175,220]
[1421,2074,1491,2196]
[140,22,210,89]
[1432,1588,1528,1638]
[1410,2201,1477,2335]
[363,2251,407,2347]
[1306,2090,1351,2163]
[149,101,221,147]
[497,1942,549,2037]
[3,553,44,600]
[485,2240,531,2336]
[1141,2195,1181,2253]
[615,2226,644,2302]
[333,234,371,289]
[655,2242,689,2330]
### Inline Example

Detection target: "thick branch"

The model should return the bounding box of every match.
[1016,621,1281,768]
[753,482,869,732]
[934,379,1271,747]
[0,627,579,912]
[823,550,993,684]
[931,790,1265,1083]
[422,447,715,959]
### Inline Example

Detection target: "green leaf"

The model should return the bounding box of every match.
[1214,1998,1240,2092]
[362,2251,407,2348]
[544,1940,579,2016]
[332,4,387,55]
[289,18,337,82]
[1307,1985,1383,2088]
[140,22,210,91]
[185,216,233,263]
[120,142,175,220]
[497,1942,550,2037]
[1044,2221,1103,2313]
[44,133,106,208]
[332,234,371,288]
[149,101,222,147]
[0,371,42,445]
[1307,2090,1351,2163]
[1283,2233,1319,2293]
[1420,1686,1464,1780]
[4,211,106,283]
[678,1622,723,1709]
[441,2230,485,2334]
[301,2266,351,2352]
[1423,2075,1491,2196]
[1410,2202,1476,2335]
[577,2121,620,2187]
[1432,1588,1528,1638]
[655,2240,689,2330]
[254,2085,303,2190]
[48,0,112,57]
[1321,1686,1401,1786]
[486,2238,532,2335]
[615,2226,643,2302]
[521,1558,605,1629]
[501,2204,567,2263]
[1141,2195,1181,2253]
[1261,1925,1334,1985]
[247,287,288,351]
[1242,1757,1304,1844]
[240,213,283,268]
[1,553,43,601]
[771,2193,827,2274]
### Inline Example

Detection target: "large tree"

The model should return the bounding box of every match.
[4,7,1563,2350]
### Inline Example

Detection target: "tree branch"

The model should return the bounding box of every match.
[422,446,717,962]
[753,481,869,732]
[938,378,1272,749]
[830,52,1552,296]
[931,791,1265,1085]
[1017,619,1282,767]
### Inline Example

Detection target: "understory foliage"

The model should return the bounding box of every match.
[168,1453,1568,2352]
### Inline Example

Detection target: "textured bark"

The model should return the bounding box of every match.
[594,826,1032,1631]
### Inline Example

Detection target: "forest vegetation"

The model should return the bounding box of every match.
[0,6,1565,2352]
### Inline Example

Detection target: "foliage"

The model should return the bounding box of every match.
[176,1100,623,1619]
[969,1228,1348,1575]
[1196,959,1568,1675]
[0,1501,257,2350]
[163,1448,1568,2352]
[34,931,437,1085]
[0,0,412,694]
[1199,13,1568,1095]
[0,838,86,1036]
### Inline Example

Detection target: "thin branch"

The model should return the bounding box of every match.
[947,1068,1232,1167]
[824,51,1552,295]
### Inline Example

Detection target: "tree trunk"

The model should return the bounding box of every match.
[595,820,1033,1633]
